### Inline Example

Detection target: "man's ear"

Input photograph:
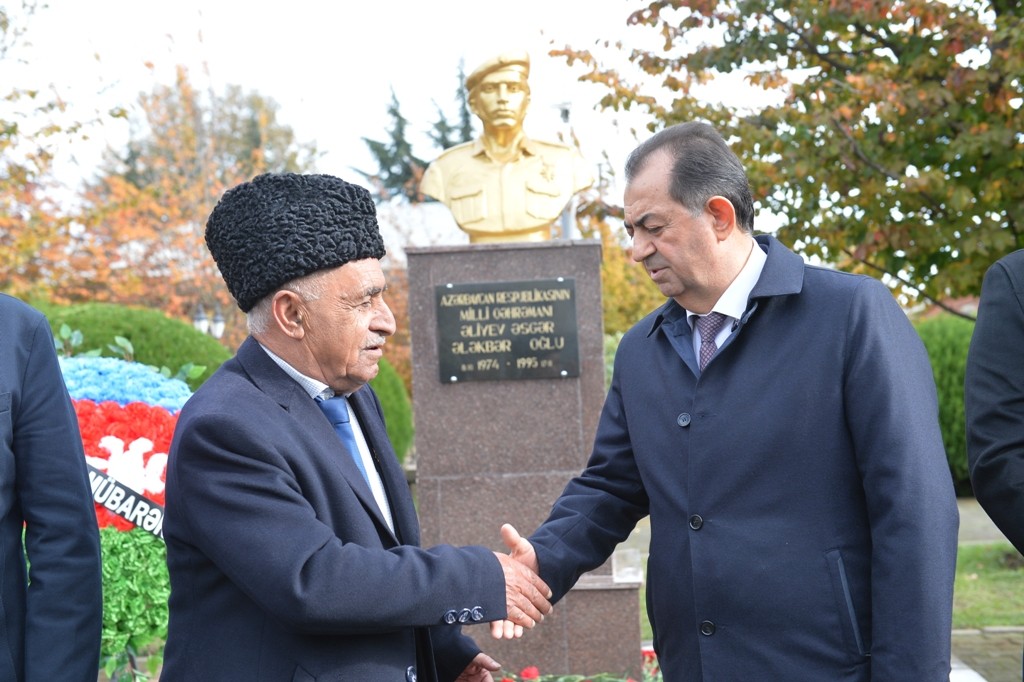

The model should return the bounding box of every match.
[271,290,306,339]
[706,196,738,242]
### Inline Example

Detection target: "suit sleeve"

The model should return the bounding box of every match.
[429,625,482,682]
[844,278,958,679]
[528,358,651,602]
[966,256,1024,553]
[15,313,103,681]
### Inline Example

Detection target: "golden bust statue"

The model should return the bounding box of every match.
[419,51,594,243]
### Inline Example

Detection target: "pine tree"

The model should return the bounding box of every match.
[356,89,429,202]
[427,60,474,150]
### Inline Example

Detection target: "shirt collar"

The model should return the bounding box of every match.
[684,237,767,325]
[470,135,538,161]
[258,343,335,401]
[646,236,769,336]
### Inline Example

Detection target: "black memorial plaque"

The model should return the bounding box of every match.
[435,278,580,383]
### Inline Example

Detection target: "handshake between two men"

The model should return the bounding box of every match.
[491,524,545,640]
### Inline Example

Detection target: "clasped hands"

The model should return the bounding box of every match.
[491,523,547,640]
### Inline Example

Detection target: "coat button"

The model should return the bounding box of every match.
[676,412,691,427]
[700,620,716,636]
[457,608,472,623]
[471,606,485,622]
[689,514,703,530]
[442,609,457,625]
[406,665,417,682]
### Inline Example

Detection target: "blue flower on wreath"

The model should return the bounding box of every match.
[59,356,193,412]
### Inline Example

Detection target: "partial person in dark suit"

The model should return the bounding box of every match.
[495,121,959,680]
[162,173,551,682]
[0,294,103,681]
[965,248,1024,679]
[966,249,1024,552]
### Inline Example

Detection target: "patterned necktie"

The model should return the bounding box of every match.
[316,396,370,485]
[696,312,728,372]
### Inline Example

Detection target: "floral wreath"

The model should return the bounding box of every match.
[60,356,192,534]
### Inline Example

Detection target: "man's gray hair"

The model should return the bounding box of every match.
[246,269,329,336]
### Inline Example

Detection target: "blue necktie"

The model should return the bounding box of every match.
[316,396,370,485]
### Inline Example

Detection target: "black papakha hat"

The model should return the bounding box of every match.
[205,173,386,312]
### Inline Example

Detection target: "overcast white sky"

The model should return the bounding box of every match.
[12,0,658,192]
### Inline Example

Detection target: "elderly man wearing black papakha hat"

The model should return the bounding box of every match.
[161,173,552,682]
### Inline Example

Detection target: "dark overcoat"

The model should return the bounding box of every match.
[530,236,958,681]
[0,294,103,681]
[162,337,504,681]
[966,248,1024,554]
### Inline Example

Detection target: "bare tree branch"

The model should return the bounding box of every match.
[768,11,850,72]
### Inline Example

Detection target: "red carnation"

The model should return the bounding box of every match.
[73,398,176,531]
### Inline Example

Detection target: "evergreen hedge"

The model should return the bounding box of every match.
[914,313,975,495]
[370,358,414,464]
[41,302,231,390]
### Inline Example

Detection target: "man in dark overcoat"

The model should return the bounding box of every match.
[496,122,959,681]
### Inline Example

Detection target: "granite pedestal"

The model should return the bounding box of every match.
[407,240,642,677]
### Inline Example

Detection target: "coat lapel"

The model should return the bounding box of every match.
[236,338,404,545]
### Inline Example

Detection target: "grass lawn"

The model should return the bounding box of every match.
[953,541,1024,628]
[637,541,1024,641]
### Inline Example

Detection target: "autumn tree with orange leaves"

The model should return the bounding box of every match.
[557,0,1023,313]
[0,1,106,302]
[48,66,317,345]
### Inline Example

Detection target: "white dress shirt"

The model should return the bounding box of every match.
[686,238,768,356]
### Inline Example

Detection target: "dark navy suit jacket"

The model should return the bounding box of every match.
[163,337,505,681]
[966,249,1024,554]
[530,236,959,681]
[0,294,102,681]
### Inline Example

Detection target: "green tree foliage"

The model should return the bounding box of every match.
[427,59,475,150]
[99,528,168,680]
[914,313,974,494]
[357,89,430,202]
[557,0,1024,310]
[359,66,475,204]
[210,84,319,180]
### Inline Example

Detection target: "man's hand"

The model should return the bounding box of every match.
[454,652,501,682]
[491,524,547,639]
[500,523,538,573]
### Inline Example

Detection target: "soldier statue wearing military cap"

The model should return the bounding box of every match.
[420,51,594,243]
